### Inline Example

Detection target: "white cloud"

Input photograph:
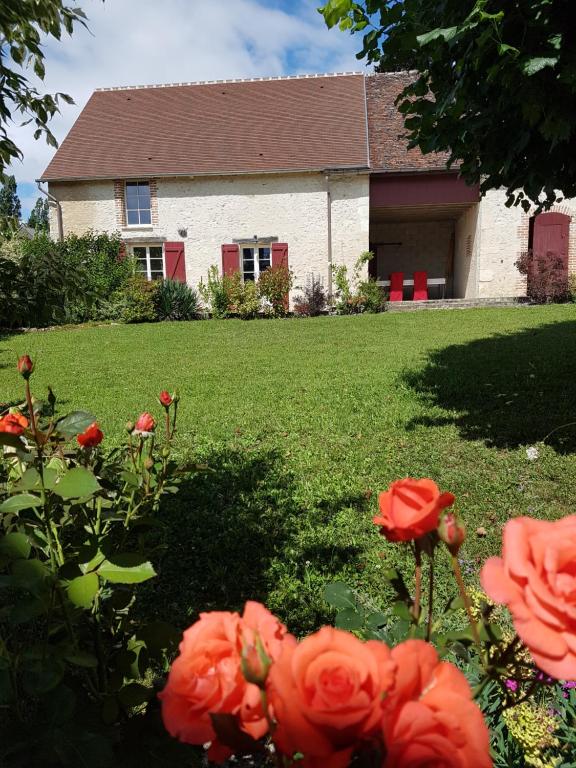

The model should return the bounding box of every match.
[7,0,362,214]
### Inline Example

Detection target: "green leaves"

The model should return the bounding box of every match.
[53,467,101,499]
[417,26,458,46]
[0,493,42,513]
[97,555,156,584]
[55,410,97,438]
[522,56,558,76]
[0,532,31,559]
[67,573,99,608]
[324,581,357,610]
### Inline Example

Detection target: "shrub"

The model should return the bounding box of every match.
[115,274,159,323]
[0,357,182,765]
[199,265,233,319]
[228,272,261,319]
[293,274,327,317]
[516,249,569,303]
[0,235,93,327]
[258,264,293,317]
[155,279,202,321]
[357,278,387,313]
[331,252,382,315]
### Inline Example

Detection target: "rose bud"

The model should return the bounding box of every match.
[159,390,173,408]
[77,422,104,448]
[133,412,156,436]
[241,635,271,687]
[17,355,34,380]
[438,512,466,556]
[125,421,135,434]
[143,457,154,470]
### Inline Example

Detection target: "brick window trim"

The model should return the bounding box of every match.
[114,179,159,228]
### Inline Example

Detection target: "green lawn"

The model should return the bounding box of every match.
[2,306,576,633]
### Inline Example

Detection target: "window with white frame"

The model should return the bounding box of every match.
[242,246,271,281]
[133,245,165,280]
[125,181,151,225]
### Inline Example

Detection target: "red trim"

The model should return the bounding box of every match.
[221,244,240,276]
[164,241,186,282]
[370,173,479,207]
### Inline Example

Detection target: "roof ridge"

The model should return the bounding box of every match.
[95,71,365,92]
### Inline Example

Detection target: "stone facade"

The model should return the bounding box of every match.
[49,172,370,305]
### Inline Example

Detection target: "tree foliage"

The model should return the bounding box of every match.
[27,196,50,231]
[0,1,91,178]
[0,175,22,222]
[319,0,576,210]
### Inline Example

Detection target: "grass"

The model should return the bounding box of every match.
[2,305,576,634]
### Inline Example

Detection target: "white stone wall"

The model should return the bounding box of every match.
[48,180,116,235]
[454,204,480,298]
[49,172,370,305]
[474,189,526,298]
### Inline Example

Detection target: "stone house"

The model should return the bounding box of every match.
[40,71,576,304]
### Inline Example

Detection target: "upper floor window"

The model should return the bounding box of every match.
[242,246,271,281]
[126,181,151,225]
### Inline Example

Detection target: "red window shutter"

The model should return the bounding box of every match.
[271,242,288,269]
[164,241,186,282]
[221,244,240,276]
[271,243,289,310]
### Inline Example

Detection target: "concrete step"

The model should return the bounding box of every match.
[386,297,528,312]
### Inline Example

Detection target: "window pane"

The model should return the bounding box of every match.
[127,209,139,225]
[244,272,255,282]
[133,247,146,259]
[150,259,163,272]
[139,209,151,225]
[150,271,164,280]
[137,186,151,207]
[126,189,139,205]
[150,247,163,259]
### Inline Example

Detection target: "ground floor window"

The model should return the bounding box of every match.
[242,246,271,281]
[133,245,165,280]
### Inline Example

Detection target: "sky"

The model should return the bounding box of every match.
[8,0,363,218]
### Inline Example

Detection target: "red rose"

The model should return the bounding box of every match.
[0,412,28,436]
[160,602,294,760]
[17,355,34,379]
[267,627,395,768]
[374,478,455,542]
[159,390,173,407]
[77,422,104,448]
[381,640,492,768]
[134,412,156,434]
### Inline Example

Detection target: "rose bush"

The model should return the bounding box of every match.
[0,356,184,765]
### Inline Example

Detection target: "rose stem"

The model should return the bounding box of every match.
[413,541,422,622]
[451,554,482,649]
[426,551,435,641]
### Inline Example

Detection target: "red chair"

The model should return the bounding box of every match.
[389,272,404,302]
[413,271,428,301]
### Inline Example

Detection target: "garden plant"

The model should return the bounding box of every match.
[0,356,184,765]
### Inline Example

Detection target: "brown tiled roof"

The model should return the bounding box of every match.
[41,74,369,181]
[366,72,451,172]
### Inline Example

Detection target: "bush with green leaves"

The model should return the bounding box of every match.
[113,274,159,324]
[258,264,293,317]
[228,273,261,319]
[198,265,233,319]
[332,252,382,315]
[0,356,185,766]
[0,235,92,328]
[154,279,202,321]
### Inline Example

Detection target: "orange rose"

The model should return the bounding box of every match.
[159,602,294,760]
[0,412,28,436]
[267,626,395,768]
[381,640,492,768]
[481,515,576,680]
[374,478,455,542]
